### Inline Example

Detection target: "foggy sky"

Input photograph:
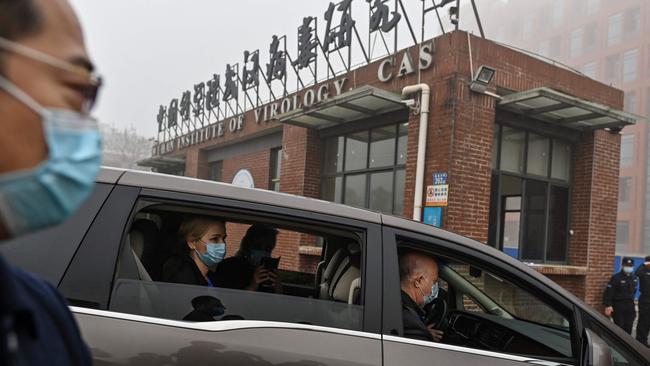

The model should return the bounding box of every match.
[69,0,512,138]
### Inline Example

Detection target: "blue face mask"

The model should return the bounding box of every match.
[249,249,271,266]
[623,266,634,274]
[0,75,101,237]
[418,279,439,306]
[195,242,226,268]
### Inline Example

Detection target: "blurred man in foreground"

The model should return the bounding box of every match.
[0,0,102,364]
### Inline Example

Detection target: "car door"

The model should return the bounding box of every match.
[380,222,584,366]
[65,185,383,365]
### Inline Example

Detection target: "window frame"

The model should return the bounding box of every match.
[269,147,282,191]
[104,187,383,333]
[490,123,573,264]
[320,120,407,215]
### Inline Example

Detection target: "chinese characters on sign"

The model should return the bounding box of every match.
[154,0,438,156]
[426,172,449,207]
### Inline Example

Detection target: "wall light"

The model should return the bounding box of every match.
[470,65,496,93]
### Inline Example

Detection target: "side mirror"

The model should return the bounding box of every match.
[582,329,614,366]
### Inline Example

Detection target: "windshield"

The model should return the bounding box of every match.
[447,263,571,331]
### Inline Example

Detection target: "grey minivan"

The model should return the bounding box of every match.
[1,167,648,366]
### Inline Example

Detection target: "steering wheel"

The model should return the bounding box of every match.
[424,297,448,330]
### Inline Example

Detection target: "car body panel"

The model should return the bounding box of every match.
[74,307,382,366]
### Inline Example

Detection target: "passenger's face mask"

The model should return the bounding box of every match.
[194,241,226,268]
[623,266,634,274]
[249,249,271,266]
[0,75,102,237]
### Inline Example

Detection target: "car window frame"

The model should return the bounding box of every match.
[0,183,114,286]
[108,187,383,334]
[381,225,580,364]
[58,185,141,309]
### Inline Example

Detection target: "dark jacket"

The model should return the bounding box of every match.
[0,255,91,365]
[636,264,650,303]
[162,254,215,286]
[401,290,433,341]
[603,271,639,306]
[212,256,254,290]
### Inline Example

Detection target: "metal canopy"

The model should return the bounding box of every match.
[137,155,185,170]
[498,87,637,131]
[277,85,407,130]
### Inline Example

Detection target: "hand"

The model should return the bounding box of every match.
[427,324,444,342]
[604,306,613,317]
[247,267,278,291]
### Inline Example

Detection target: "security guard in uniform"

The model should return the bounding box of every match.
[636,256,650,347]
[603,257,639,334]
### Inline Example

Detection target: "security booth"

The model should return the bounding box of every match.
[140,30,637,307]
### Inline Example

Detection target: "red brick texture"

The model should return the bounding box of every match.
[172,30,624,307]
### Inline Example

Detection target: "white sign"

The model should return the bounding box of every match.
[232,169,255,189]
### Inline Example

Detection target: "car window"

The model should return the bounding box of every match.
[394,241,575,361]
[108,203,365,331]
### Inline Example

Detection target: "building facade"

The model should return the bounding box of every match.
[465,0,650,272]
[141,31,634,308]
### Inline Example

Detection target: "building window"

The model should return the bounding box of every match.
[586,0,599,15]
[551,0,564,27]
[209,160,223,182]
[622,49,638,83]
[583,61,597,79]
[549,35,562,59]
[583,23,597,53]
[321,122,407,216]
[624,91,636,114]
[490,124,572,263]
[618,177,632,211]
[607,12,623,46]
[623,7,640,38]
[604,54,621,83]
[269,148,282,192]
[569,28,583,57]
[620,134,634,168]
[616,221,630,248]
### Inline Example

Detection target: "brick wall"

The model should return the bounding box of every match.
[172,30,624,308]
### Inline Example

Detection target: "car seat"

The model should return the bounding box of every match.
[318,242,361,304]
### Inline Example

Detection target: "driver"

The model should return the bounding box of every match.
[399,250,444,342]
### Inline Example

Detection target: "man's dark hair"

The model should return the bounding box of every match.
[0,0,43,72]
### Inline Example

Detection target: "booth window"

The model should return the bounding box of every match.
[321,122,407,216]
[269,148,282,192]
[489,124,572,263]
[209,161,223,182]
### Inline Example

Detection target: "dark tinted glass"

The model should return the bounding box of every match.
[521,180,547,261]
[344,131,368,171]
[369,171,393,213]
[393,168,405,216]
[344,174,367,208]
[321,176,343,203]
[546,185,568,262]
[0,183,113,285]
[369,125,396,168]
[323,136,344,173]
[397,123,408,165]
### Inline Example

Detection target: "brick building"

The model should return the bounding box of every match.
[460,0,650,275]
[140,31,636,308]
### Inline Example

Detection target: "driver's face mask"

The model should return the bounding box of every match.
[0,75,102,237]
[417,277,439,306]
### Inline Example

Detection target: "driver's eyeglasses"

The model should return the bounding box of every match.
[0,37,102,112]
